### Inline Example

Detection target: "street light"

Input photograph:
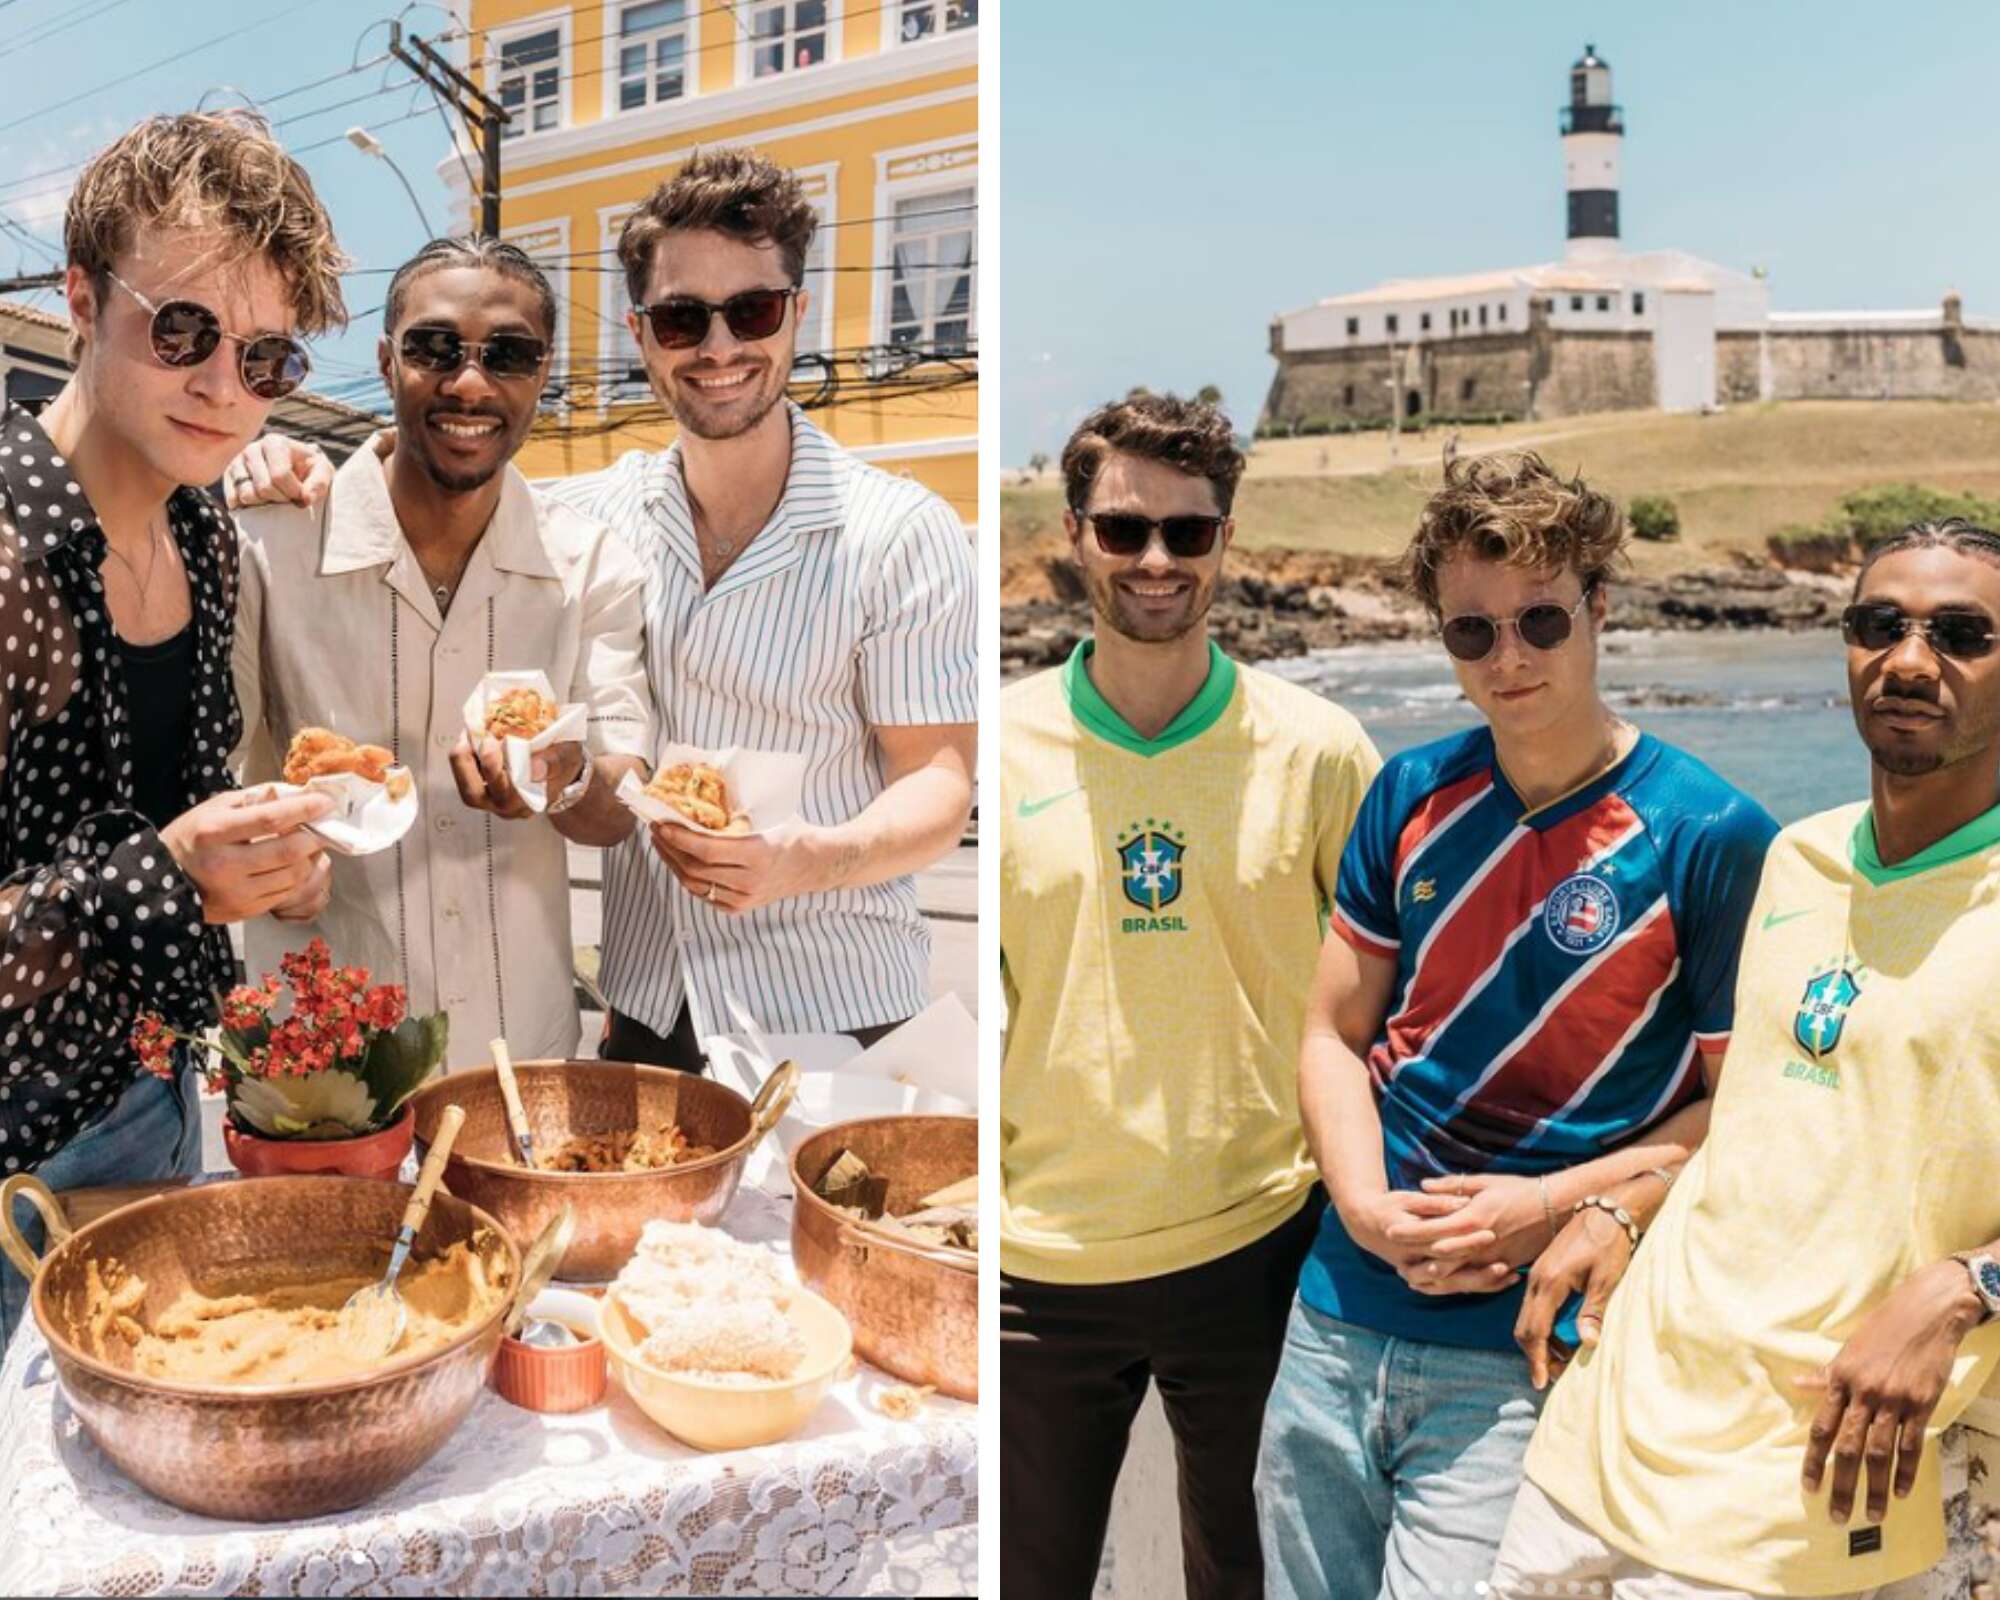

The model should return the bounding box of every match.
[346,126,437,239]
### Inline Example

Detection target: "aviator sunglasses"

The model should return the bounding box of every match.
[107,272,310,401]
[1841,601,1997,660]
[397,325,549,380]
[1082,512,1226,559]
[636,286,797,349]
[1439,591,1594,663]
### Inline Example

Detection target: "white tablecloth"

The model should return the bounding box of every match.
[0,1187,977,1597]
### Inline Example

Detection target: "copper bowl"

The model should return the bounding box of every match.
[790,1115,977,1401]
[0,1172,519,1522]
[409,1059,798,1282]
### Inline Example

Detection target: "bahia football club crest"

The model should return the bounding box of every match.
[1117,820,1187,913]
[1544,872,1620,955]
[1793,964,1861,1060]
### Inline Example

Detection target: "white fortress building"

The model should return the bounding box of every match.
[1262,46,2000,429]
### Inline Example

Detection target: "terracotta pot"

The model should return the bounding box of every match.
[223,1105,415,1181]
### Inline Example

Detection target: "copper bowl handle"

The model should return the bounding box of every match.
[0,1173,71,1279]
[747,1060,800,1144]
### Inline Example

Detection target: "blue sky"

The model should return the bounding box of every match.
[0,0,477,415]
[1002,0,2000,463]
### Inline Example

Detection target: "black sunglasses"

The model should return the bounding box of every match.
[397,325,549,380]
[1082,512,1226,559]
[1842,601,1997,660]
[636,287,797,350]
[1439,591,1593,663]
[108,272,310,401]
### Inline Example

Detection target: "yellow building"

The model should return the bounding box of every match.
[445,0,977,528]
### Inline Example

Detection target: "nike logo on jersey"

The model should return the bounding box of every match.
[1018,787,1083,819]
[1762,908,1813,931]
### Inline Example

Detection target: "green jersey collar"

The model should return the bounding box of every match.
[1851,798,2000,885]
[1062,638,1238,756]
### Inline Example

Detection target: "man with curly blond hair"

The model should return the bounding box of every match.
[1254,452,1778,1596]
[0,111,348,1346]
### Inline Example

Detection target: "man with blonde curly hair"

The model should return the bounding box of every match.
[0,111,348,1346]
[1254,453,1778,1596]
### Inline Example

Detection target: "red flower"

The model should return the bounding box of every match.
[130,1013,176,1080]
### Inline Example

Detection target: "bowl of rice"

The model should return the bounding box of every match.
[598,1219,852,1451]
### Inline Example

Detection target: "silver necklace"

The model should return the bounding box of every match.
[103,510,169,609]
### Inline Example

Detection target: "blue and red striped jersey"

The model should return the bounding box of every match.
[1300,725,1777,1348]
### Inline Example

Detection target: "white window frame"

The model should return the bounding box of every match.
[601,0,699,116]
[486,9,571,144]
[891,0,977,46]
[737,0,841,84]
[871,140,976,362]
[596,202,651,410]
[500,217,573,416]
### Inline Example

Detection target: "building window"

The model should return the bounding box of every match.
[1478,304,1488,328]
[617,1,690,110]
[1342,382,1355,406]
[1345,316,1359,337]
[1498,303,1507,324]
[498,27,562,139]
[1570,295,1584,312]
[1596,294,1611,312]
[1420,311,1431,332]
[887,185,974,352]
[1633,291,1645,315]
[749,1,829,77]
[1385,313,1399,336]
[897,0,975,41]
[1461,377,1477,402]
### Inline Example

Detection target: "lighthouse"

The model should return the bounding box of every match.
[1561,43,1622,263]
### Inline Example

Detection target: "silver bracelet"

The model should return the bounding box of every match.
[1538,1174,1560,1243]
[1574,1194,1641,1250]
[1645,1165,1676,1193]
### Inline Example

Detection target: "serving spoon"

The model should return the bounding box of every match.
[491,1035,536,1167]
[343,1103,465,1358]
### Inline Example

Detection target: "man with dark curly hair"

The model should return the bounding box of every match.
[999,391,1382,1598]
[1254,452,1778,1596]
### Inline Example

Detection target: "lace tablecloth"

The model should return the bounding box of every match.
[0,1188,978,1597]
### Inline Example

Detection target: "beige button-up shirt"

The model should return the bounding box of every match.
[232,438,652,1069]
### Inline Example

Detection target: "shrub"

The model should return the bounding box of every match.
[1628,495,1682,542]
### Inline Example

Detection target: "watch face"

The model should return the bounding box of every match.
[1978,1260,2000,1305]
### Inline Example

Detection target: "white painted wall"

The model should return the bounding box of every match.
[1655,286,1718,412]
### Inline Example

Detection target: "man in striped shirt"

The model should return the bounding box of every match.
[1253,454,1778,1598]
[229,149,976,1065]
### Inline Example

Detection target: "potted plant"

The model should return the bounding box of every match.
[132,938,448,1180]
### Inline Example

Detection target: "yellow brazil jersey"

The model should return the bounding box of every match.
[1527,799,2000,1595]
[999,640,1380,1285]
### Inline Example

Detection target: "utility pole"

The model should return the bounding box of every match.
[0,271,62,295]
[388,22,508,238]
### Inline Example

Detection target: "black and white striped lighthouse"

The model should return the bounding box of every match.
[1561,43,1622,263]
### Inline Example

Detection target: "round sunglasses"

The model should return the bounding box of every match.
[1083,512,1226,559]
[636,287,797,350]
[1439,591,1593,663]
[1842,601,1997,660]
[397,325,549,380]
[107,271,310,401]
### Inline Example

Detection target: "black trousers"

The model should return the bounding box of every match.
[598,1008,908,1074]
[1000,1192,1325,1600]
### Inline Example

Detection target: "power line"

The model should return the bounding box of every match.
[0,0,132,56]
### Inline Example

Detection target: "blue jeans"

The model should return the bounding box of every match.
[1,1061,202,1351]
[1255,1295,1544,1600]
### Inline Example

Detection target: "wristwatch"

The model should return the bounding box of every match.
[545,754,594,816]
[1954,1252,2000,1324]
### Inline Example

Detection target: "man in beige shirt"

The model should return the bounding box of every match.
[232,238,652,1067]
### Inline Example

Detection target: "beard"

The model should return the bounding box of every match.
[417,453,504,493]
[1083,563,1217,644]
[666,361,788,441]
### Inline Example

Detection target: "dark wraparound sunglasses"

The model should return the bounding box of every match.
[1083,512,1226,559]
[1439,591,1593,663]
[398,325,549,379]
[636,287,797,349]
[1842,601,1997,660]
[108,272,310,401]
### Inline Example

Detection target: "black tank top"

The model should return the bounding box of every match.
[118,624,195,830]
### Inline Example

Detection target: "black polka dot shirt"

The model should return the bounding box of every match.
[0,402,240,1173]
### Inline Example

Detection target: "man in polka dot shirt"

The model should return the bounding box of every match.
[0,113,349,1348]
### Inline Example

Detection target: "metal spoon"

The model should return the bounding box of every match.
[503,1204,579,1349]
[343,1103,465,1358]
[491,1036,536,1167]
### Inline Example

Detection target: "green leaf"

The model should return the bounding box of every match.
[360,1012,449,1124]
[231,1070,378,1138]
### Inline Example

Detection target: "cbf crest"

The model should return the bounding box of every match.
[1544,873,1620,955]
[1117,819,1187,913]
[1794,964,1861,1060]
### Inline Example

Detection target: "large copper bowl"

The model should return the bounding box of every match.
[409,1059,797,1282]
[0,1172,519,1522]
[790,1115,977,1401]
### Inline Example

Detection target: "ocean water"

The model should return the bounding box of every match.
[1263,628,1866,827]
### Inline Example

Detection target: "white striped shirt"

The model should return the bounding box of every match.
[544,404,977,1036]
